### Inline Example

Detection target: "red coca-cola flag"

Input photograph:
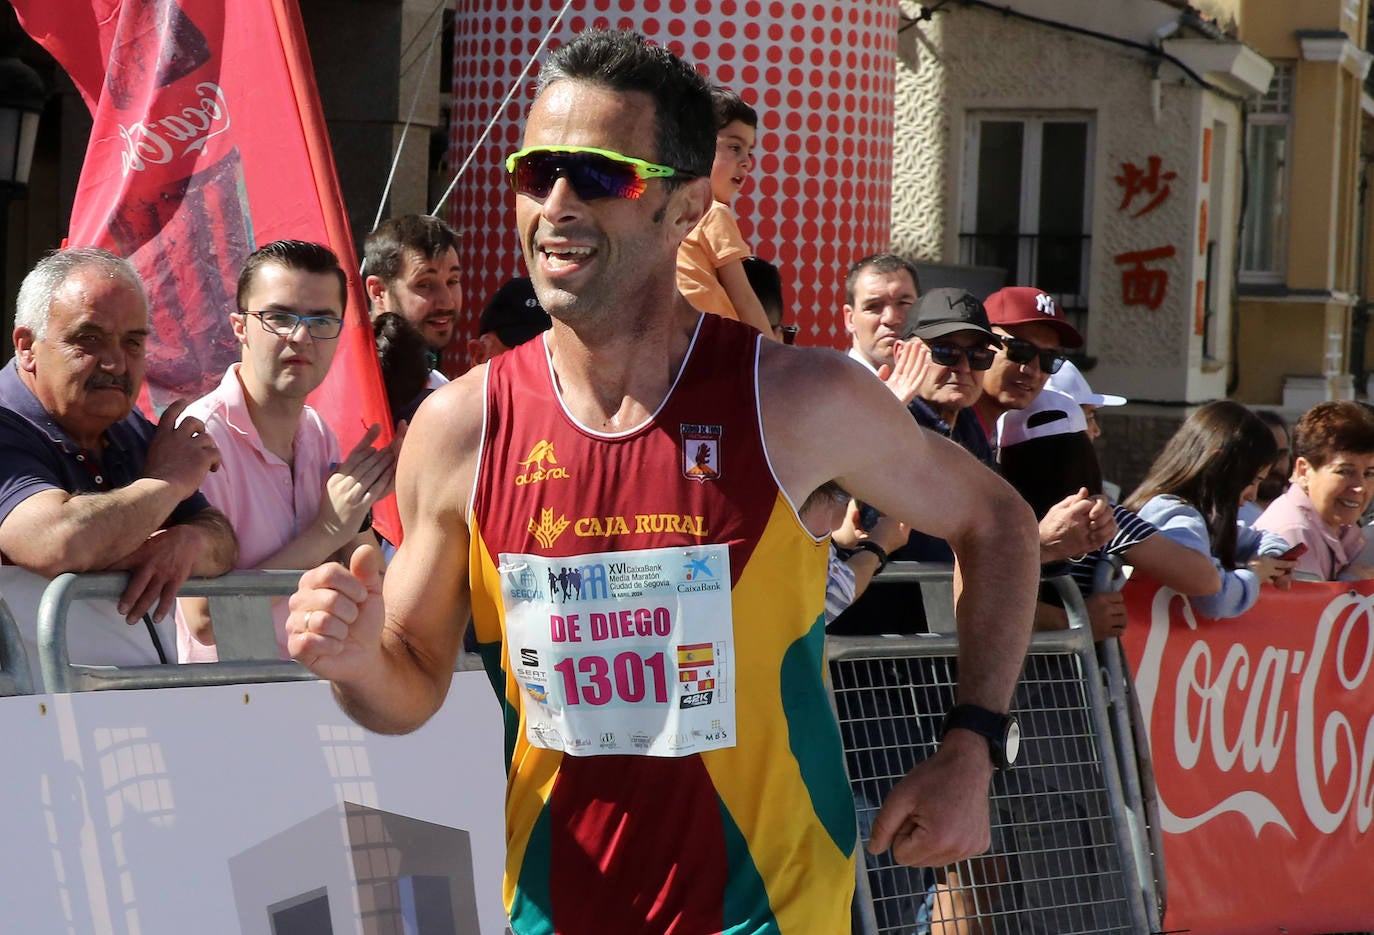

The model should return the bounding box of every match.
[12,0,400,543]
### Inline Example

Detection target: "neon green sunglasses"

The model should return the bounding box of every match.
[505,145,685,201]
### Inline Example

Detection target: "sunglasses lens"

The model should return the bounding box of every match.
[511,151,645,201]
[927,345,961,367]
[1003,340,1037,366]
[575,155,645,199]
[1002,338,1065,373]
[967,348,995,371]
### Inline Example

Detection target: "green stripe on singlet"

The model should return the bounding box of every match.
[475,637,522,770]
[508,805,554,934]
[780,614,857,854]
[719,796,782,934]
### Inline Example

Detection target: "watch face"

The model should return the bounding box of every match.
[1004,718,1022,766]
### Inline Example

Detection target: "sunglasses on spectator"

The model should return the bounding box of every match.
[999,336,1067,374]
[926,342,997,371]
[243,310,343,340]
[506,145,688,201]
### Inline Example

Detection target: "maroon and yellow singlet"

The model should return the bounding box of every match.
[467,313,855,934]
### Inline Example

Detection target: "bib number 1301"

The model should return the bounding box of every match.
[553,651,669,706]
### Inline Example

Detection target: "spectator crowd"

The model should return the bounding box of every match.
[4,26,1373,935]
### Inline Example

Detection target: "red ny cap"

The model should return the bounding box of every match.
[984,287,1083,349]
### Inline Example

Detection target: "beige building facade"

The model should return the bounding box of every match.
[888,0,1374,487]
[1209,0,1373,410]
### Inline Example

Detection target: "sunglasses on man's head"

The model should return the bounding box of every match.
[999,336,1067,374]
[506,145,686,201]
[926,342,996,371]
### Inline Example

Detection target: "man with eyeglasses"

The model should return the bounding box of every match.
[0,247,236,674]
[975,286,1115,562]
[285,30,1039,934]
[176,241,398,662]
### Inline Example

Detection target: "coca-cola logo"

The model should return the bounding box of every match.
[118,82,231,174]
[1134,586,1374,838]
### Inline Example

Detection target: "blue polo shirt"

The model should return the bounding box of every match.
[0,360,209,537]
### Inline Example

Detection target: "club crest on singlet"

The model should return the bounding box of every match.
[680,423,722,482]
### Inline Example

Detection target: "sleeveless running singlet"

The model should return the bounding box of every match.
[468,313,855,934]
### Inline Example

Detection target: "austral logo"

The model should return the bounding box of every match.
[528,508,571,549]
[516,440,571,486]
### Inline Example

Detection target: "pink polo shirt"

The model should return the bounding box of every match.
[176,363,340,661]
[1254,483,1366,581]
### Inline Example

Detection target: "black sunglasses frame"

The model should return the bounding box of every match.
[926,342,997,372]
[999,336,1067,374]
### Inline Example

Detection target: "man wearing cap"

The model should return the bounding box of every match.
[974,286,1115,562]
[974,286,1082,440]
[468,277,552,367]
[903,288,1000,462]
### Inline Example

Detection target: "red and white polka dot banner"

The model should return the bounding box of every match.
[448,0,896,358]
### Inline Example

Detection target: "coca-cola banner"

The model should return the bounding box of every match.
[1121,578,1374,934]
[12,0,396,539]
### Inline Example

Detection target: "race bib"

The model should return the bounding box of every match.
[499,543,736,757]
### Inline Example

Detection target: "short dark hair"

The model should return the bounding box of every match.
[362,214,461,285]
[537,30,715,179]
[845,253,921,306]
[237,240,347,313]
[711,85,757,131]
[1293,401,1374,468]
[741,256,783,329]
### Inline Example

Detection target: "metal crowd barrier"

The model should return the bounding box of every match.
[0,590,34,696]
[23,569,487,693]
[36,569,315,692]
[831,563,1161,934]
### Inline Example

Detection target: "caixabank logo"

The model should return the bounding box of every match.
[677,552,722,594]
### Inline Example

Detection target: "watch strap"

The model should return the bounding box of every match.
[850,540,889,572]
[941,703,1018,769]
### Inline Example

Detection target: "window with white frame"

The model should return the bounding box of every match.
[1240,63,1293,281]
[959,113,1094,336]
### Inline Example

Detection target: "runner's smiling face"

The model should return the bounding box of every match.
[514,80,706,327]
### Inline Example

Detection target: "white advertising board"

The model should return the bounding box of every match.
[0,673,509,934]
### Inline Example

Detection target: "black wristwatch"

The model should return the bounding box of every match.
[849,540,889,572]
[941,704,1021,770]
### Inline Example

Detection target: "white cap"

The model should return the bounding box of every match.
[1046,360,1126,408]
[998,388,1088,448]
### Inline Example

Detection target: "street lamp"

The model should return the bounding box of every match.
[0,52,43,356]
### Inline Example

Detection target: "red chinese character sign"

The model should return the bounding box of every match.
[1114,154,1176,217]
[1112,154,1180,313]
[448,0,897,352]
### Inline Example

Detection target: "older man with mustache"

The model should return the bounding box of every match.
[0,247,236,670]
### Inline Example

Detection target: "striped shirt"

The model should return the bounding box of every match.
[1067,504,1157,596]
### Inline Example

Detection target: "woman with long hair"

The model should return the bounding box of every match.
[1123,400,1294,618]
